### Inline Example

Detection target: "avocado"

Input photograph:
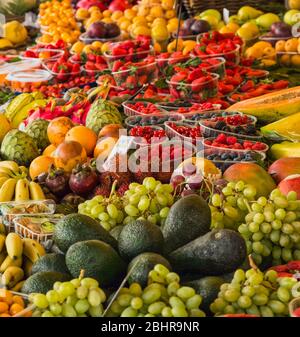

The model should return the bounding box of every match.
[110,225,124,240]
[185,276,225,314]
[169,229,247,275]
[118,220,164,261]
[127,252,172,287]
[162,195,211,254]
[53,213,117,253]
[66,240,126,287]
[22,271,70,294]
[31,253,70,275]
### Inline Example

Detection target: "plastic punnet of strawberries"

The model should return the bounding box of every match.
[129,126,167,144]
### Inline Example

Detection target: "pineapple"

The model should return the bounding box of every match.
[0,0,37,16]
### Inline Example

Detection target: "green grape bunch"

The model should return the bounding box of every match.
[122,177,175,226]
[107,264,206,318]
[209,180,257,230]
[210,261,299,317]
[238,189,300,266]
[31,276,107,317]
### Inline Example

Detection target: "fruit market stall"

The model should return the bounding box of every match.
[2,0,300,319]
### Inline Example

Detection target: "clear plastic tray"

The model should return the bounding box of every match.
[21,48,64,61]
[167,73,219,100]
[122,100,167,117]
[201,147,266,172]
[259,35,291,47]
[6,69,53,91]
[199,57,226,79]
[104,45,153,69]
[156,54,190,77]
[164,121,201,143]
[156,102,221,113]
[79,32,121,44]
[130,125,168,147]
[0,200,56,232]
[277,51,300,68]
[13,214,62,243]
[193,43,241,66]
[199,121,263,141]
[42,60,81,79]
[125,113,184,128]
[172,32,198,41]
[112,62,158,89]
[182,110,242,125]
[205,114,257,130]
[202,137,269,154]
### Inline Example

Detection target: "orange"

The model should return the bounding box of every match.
[47,117,74,147]
[65,126,97,156]
[0,302,9,313]
[23,310,32,317]
[275,40,286,52]
[94,137,117,158]
[53,140,87,173]
[0,313,11,317]
[12,296,24,308]
[10,303,24,316]
[43,144,57,157]
[285,38,298,52]
[29,156,54,180]
[0,290,13,305]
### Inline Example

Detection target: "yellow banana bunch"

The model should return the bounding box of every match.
[22,238,46,263]
[0,178,17,202]
[4,93,34,122]
[0,233,6,252]
[0,256,22,273]
[11,280,25,292]
[6,233,23,260]
[1,266,24,288]
[29,181,46,200]
[15,179,30,202]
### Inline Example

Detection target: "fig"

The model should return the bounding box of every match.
[87,21,107,38]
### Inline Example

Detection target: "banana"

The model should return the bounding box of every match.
[15,179,30,202]
[0,251,7,266]
[29,181,46,201]
[0,234,6,252]
[0,223,6,234]
[22,238,45,263]
[11,280,25,292]
[11,99,47,128]
[4,93,34,122]
[0,176,9,188]
[0,178,17,202]
[22,256,33,278]
[0,167,14,177]
[18,166,28,176]
[0,256,22,273]
[0,161,19,173]
[6,233,23,260]
[1,266,24,288]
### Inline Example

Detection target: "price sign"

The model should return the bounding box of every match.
[223,8,230,24]
[0,14,6,38]
[23,12,38,28]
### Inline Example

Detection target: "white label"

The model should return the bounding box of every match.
[23,12,38,27]
[223,8,230,24]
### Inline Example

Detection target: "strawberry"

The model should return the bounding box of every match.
[170,71,188,83]
[187,69,204,83]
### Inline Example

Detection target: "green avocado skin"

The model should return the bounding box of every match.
[162,195,211,254]
[53,213,118,253]
[65,240,126,288]
[31,253,70,275]
[169,229,247,276]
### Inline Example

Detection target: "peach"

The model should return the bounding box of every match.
[268,157,300,183]
[278,174,300,199]
[98,124,123,139]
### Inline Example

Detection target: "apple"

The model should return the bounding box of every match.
[278,174,300,199]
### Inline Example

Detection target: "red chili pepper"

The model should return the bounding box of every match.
[287,261,300,270]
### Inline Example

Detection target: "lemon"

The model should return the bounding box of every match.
[101,42,111,54]
[291,54,300,66]
[133,26,151,37]
[138,5,150,17]
[200,15,219,29]
[71,41,85,54]
[152,18,167,27]
[161,0,174,10]
[151,25,169,41]
[124,8,137,20]
[120,19,132,31]
[150,6,164,18]
[165,9,176,19]
[133,16,148,25]
[91,41,103,50]
[111,11,123,21]
[75,8,89,20]
[226,22,240,33]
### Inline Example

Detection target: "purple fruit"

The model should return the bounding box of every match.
[191,19,211,34]
[186,174,203,190]
[181,189,197,197]
[178,28,191,37]
[182,163,197,176]
[183,18,196,30]
[270,22,291,37]
[171,175,186,194]
[87,21,107,38]
[105,23,120,38]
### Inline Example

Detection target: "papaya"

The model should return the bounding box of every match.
[226,86,300,123]
[261,111,300,141]
[270,141,300,160]
[223,162,276,197]
[268,157,300,183]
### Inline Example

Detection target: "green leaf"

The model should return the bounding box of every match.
[154,78,168,89]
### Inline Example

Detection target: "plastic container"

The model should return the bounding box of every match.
[289,297,300,317]
[125,113,184,128]
[206,114,257,130]
[0,59,41,86]
[202,137,269,154]
[128,139,196,183]
[156,102,221,113]
[199,57,226,79]
[6,69,53,91]
[164,121,202,143]
[183,110,243,125]
[259,35,291,47]
[42,60,81,81]
[277,51,300,68]
[156,54,190,77]
[112,62,158,89]
[193,43,241,66]
[172,32,198,41]
[167,73,219,100]
[0,200,56,232]
[130,125,168,147]
[201,147,266,171]
[104,45,154,69]
[199,120,263,141]
[21,48,64,61]
[122,100,166,117]
[81,65,108,76]
[4,291,35,317]
[79,32,121,44]
[13,214,63,243]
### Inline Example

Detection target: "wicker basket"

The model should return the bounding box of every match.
[183,0,285,17]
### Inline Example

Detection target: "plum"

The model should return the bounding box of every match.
[270,22,291,37]
[183,18,196,30]
[191,20,211,34]
[105,23,121,38]
[87,21,107,38]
